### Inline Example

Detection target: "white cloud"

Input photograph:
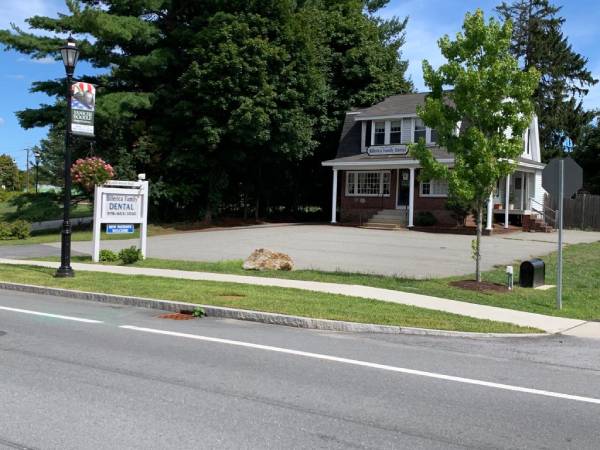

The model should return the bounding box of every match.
[5,74,24,79]
[29,55,57,64]
[0,117,5,127]
[0,0,59,30]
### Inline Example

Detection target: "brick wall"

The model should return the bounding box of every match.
[339,170,397,223]
[337,168,455,225]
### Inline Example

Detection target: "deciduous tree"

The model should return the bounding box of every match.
[411,10,538,282]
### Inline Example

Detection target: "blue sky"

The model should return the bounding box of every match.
[1,0,599,169]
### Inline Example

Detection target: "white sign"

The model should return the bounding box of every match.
[366,145,409,156]
[101,193,142,220]
[92,180,149,262]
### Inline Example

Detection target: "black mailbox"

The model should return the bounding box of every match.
[519,258,545,288]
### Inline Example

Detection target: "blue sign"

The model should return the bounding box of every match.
[106,224,135,234]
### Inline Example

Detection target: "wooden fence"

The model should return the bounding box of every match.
[560,194,600,230]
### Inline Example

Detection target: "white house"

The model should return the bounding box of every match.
[322,92,548,231]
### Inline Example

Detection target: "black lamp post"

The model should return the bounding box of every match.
[56,35,80,278]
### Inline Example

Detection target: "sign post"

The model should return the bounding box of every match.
[92,179,149,262]
[542,157,583,310]
[557,160,564,310]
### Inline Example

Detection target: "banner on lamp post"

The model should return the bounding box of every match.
[71,82,95,137]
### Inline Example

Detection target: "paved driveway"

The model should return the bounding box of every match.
[51,224,600,278]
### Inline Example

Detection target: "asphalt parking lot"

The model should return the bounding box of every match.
[55,224,600,278]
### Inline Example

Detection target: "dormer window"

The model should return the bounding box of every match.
[390,121,402,144]
[374,121,385,145]
[430,128,438,144]
[414,118,426,142]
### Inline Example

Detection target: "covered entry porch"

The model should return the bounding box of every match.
[485,169,543,230]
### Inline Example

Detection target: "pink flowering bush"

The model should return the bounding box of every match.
[71,157,115,193]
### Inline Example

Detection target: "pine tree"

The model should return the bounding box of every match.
[0,0,411,220]
[496,0,597,160]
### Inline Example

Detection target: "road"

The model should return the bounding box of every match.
[1,289,600,449]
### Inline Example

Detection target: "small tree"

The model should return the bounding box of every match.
[411,10,538,282]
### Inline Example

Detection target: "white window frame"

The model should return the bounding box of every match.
[346,171,391,197]
[414,118,426,143]
[366,117,437,145]
[373,121,386,146]
[420,178,449,198]
[390,120,402,144]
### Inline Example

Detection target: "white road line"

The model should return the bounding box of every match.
[120,325,600,406]
[0,305,103,324]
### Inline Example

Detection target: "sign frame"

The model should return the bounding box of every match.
[366,145,409,156]
[92,180,149,262]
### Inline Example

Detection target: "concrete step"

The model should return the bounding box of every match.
[368,217,407,224]
[361,222,403,230]
[374,209,407,217]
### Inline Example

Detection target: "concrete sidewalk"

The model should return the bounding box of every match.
[2,257,598,337]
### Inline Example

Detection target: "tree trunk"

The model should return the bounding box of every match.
[475,201,483,283]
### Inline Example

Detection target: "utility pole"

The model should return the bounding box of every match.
[25,147,30,192]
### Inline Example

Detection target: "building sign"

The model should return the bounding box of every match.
[101,193,142,220]
[71,82,95,137]
[92,180,149,262]
[367,145,409,156]
[106,224,135,234]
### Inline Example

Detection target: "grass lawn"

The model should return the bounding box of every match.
[0,197,92,222]
[43,240,600,321]
[0,223,179,246]
[0,263,539,333]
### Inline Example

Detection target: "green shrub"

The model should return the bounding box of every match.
[414,211,438,227]
[8,192,61,222]
[99,249,119,262]
[118,246,142,264]
[445,196,472,227]
[10,220,30,239]
[0,222,12,240]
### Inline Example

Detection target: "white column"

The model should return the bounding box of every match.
[360,121,366,153]
[504,174,510,229]
[139,180,149,259]
[331,169,338,224]
[408,167,415,228]
[92,184,102,262]
[486,192,493,231]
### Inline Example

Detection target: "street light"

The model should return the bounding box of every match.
[56,35,80,278]
[32,148,41,194]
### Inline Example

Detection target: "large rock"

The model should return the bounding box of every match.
[242,248,294,271]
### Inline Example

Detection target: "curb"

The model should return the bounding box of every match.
[0,281,548,339]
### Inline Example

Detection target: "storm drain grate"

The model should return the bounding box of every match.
[157,311,195,320]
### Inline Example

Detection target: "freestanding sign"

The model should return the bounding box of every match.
[542,157,583,310]
[92,179,149,262]
[71,82,95,137]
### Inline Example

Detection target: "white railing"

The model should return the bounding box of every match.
[529,197,556,227]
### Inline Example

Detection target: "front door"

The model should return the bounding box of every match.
[396,169,410,209]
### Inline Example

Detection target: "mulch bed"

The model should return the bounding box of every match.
[449,280,509,293]
[157,312,196,320]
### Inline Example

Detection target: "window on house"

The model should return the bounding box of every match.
[420,179,449,197]
[346,171,390,196]
[414,118,426,142]
[374,121,385,145]
[390,121,401,144]
[430,128,438,144]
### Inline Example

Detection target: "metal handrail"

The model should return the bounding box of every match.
[529,197,556,227]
